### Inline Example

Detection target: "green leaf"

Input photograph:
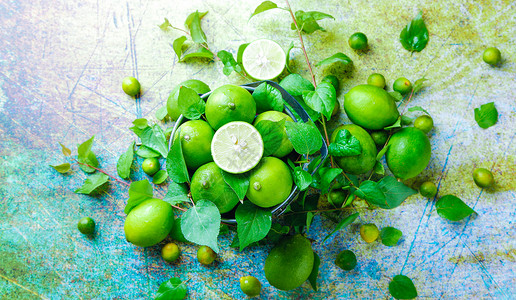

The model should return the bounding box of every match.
[292,166,312,191]
[235,201,272,251]
[249,1,278,20]
[155,277,187,300]
[408,106,430,115]
[413,77,427,93]
[185,11,208,28]
[254,119,285,156]
[50,163,71,174]
[74,173,109,195]
[328,129,362,157]
[173,36,187,59]
[136,146,161,158]
[116,142,134,180]
[388,91,403,102]
[308,252,320,291]
[124,180,153,214]
[302,82,336,120]
[158,18,171,31]
[236,43,249,65]
[401,115,414,125]
[166,132,190,184]
[389,275,418,299]
[181,200,221,252]
[59,142,71,156]
[252,82,284,114]
[178,86,205,120]
[384,117,402,130]
[285,41,295,73]
[291,10,334,34]
[163,182,190,206]
[181,48,213,61]
[141,124,168,158]
[279,74,314,96]
[436,195,476,221]
[373,160,385,175]
[380,227,403,247]
[153,170,168,185]
[317,167,343,194]
[155,106,168,121]
[376,176,417,209]
[474,102,498,129]
[323,212,359,242]
[285,120,322,155]
[354,180,386,203]
[315,53,352,67]
[221,171,250,201]
[188,11,207,44]
[217,50,242,76]
[77,136,99,173]
[376,144,389,161]
[129,118,149,137]
[400,11,429,52]
[306,211,315,233]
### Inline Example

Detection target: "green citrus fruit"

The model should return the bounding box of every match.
[483,47,501,66]
[414,115,433,134]
[473,167,494,188]
[335,250,357,271]
[77,217,95,235]
[253,111,294,158]
[176,120,214,170]
[344,84,399,130]
[360,224,379,243]
[190,162,240,213]
[161,243,181,262]
[167,79,211,121]
[331,124,377,175]
[264,234,314,291]
[367,73,386,89]
[321,75,339,92]
[348,32,368,50]
[205,84,256,130]
[142,157,160,176]
[240,276,261,297]
[393,77,412,95]
[242,39,286,80]
[197,245,216,265]
[420,181,437,198]
[124,199,174,247]
[385,127,431,180]
[328,189,347,208]
[370,130,389,146]
[246,157,293,208]
[122,76,141,96]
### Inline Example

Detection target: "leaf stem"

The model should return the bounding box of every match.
[399,89,415,115]
[319,117,335,167]
[71,158,131,187]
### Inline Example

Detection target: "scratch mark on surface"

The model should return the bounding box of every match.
[0,273,49,300]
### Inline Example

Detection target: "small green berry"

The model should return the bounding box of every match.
[482,47,501,66]
[360,223,379,243]
[142,158,160,176]
[370,130,389,146]
[393,77,412,95]
[77,217,95,235]
[335,250,357,271]
[328,189,347,208]
[419,181,437,198]
[122,76,141,96]
[414,115,434,134]
[239,276,261,297]
[367,73,386,89]
[473,168,494,188]
[161,243,181,262]
[349,32,368,50]
[197,246,216,265]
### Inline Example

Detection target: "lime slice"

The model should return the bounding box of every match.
[242,39,286,80]
[211,121,264,174]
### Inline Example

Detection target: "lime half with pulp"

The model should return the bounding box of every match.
[211,121,264,174]
[242,39,286,80]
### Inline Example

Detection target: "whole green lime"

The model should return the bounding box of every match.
[264,234,314,291]
[197,245,216,265]
[190,162,240,213]
[176,120,214,170]
[344,84,399,130]
[360,224,379,243]
[246,157,293,208]
[77,217,95,235]
[348,32,368,50]
[142,157,160,176]
[414,115,433,134]
[482,47,501,66]
[205,84,256,130]
[124,199,174,247]
[122,76,141,96]
[386,127,431,180]
[253,111,293,158]
[328,189,347,207]
[331,124,377,175]
[393,77,412,95]
[370,130,389,146]
[473,167,494,188]
[367,73,386,89]
[161,242,180,262]
[167,79,211,121]
[420,181,437,198]
[335,250,357,271]
[240,276,261,297]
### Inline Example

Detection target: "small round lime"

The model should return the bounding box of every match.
[240,276,261,297]
[367,73,386,89]
[419,181,437,198]
[77,217,95,235]
[348,32,368,50]
[393,77,412,95]
[321,75,339,91]
[473,168,494,188]
[482,47,501,66]
[328,189,347,208]
[122,76,141,96]
[370,130,389,146]
[161,243,181,263]
[414,115,434,134]
[197,246,216,265]
[335,250,357,271]
[360,223,379,243]
[142,157,160,176]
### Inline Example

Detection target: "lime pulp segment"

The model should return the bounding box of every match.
[211,121,264,174]
[242,39,286,80]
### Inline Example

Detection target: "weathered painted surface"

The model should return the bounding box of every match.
[0,0,515,299]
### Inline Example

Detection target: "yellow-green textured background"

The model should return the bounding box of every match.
[0,0,514,299]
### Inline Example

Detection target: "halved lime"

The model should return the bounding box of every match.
[211,121,264,174]
[242,39,286,80]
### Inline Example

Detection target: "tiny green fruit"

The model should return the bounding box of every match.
[370,130,389,146]
[473,168,494,188]
[420,181,438,198]
[393,77,412,95]
[367,73,386,89]
[328,189,347,208]
[321,75,339,92]
[77,217,95,235]
[360,223,379,243]
[335,250,357,271]
[348,32,368,50]
[122,76,141,96]
[414,115,434,133]
[142,157,160,176]
[482,47,501,66]
[197,245,216,265]
[240,276,261,297]
[161,243,181,263]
